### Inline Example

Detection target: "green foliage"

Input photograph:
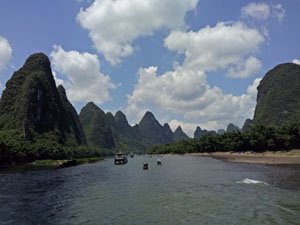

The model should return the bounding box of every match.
[138,111,173,144]
[79,102,115,149]
[57,85,87,145]
[0,53,99,165]
[173,126,189,141]
[150,123,300,154]
[75,157,103,165]
[253,63,300,126]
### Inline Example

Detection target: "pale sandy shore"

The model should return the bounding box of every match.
[188,150,300,165]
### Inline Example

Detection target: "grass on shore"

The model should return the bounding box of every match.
[0,157,104,173]
[33,157,103,166]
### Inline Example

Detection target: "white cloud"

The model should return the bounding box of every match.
[227,56,262,78]
[0,36,12,90]
[126,20,265,131]
[183,78,261,130]
[50,45,116,104]
[292,59,300,65]
[241,2,271,20]
[126,62,262,131]
[165,22,265,72]
[271,4,285,22]
[52,70,64,86]
[241,2,285,22]
[169,120,197,137]
[0,36,12,72]
[127,66,208,115]
[77,0,199,65]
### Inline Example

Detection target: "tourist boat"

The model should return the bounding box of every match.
[157,158,162,165]
[143,163,148,170]
[114,152,128,165]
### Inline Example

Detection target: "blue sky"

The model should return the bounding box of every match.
[0,0,299,136]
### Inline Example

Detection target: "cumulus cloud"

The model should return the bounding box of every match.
[127,66,208,114]
[126,20,265,131]
[292,59,300,65]
[165,22,265,73]
[184,77,261,132]
[168,120,198,137]
[0,36,12,72]
[227,56,262,78]
[52,70,64,86]
[0,36,12,90]
[77,0,199,64]
[184,78,261,129]
[50,46,116,104]
[271,4,285,22]
[241,2,271,20]
[126,61,262,131]
[241,2,285,22]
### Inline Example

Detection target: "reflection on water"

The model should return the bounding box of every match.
[0,155,300,225]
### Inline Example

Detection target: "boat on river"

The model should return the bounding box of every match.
[143,163,148,170]
[114,152,128,165]
[157,158,162,165]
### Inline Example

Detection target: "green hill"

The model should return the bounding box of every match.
[57,85,86,145]
[173,126,189,141]
[0,53,86,163]
[253,63,300,126]
[138,111,173,144]
[113,111,151,153]
[79,102,115,149]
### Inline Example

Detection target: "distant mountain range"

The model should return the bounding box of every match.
[79,104,189,153]
[0,53,190,161]
[1,53,300,163]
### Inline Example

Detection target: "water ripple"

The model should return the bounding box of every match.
[1,155,299,225]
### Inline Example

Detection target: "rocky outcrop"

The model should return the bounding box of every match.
[114,111,151,152]
[79,102,115,148]
[242,119,253,132]
[0,53,84,146]
[163,123,174,142]
[217,129,225,135]
[173,126,189,141]
[58,85,86,145]
[226,123,240,133]
[194,126,216,138]
[253,63,300,126]
[138,111,173,144]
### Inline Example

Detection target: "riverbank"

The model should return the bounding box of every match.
[189,150,300,165]
[0,157,104,173]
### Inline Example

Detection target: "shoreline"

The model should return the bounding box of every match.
[188,150,300,165]
[0,157,104,173]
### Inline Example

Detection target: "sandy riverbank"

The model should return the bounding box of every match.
[189,150,300,165]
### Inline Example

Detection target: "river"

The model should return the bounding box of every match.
[1,155,300,225]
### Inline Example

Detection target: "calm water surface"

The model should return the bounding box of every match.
[1,155,300,225]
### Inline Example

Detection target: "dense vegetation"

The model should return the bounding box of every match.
[1,53,300,166]
[253,63,300,126]
[0,139,111,165]
[79,105,162,153]
[150,123,300,154]
[0,53,93,165]
[113,111,152,153]
[173,126,189,141]
[57,85,86,145]
[79,102,115,149]
[138,111,174,144]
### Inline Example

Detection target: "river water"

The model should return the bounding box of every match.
[1,155,300,225]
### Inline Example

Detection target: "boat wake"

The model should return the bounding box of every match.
[237,178,269,185]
